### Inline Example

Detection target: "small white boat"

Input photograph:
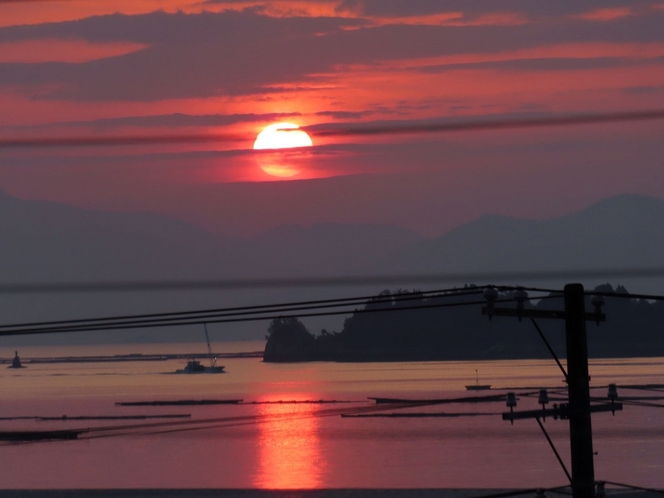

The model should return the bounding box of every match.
[465,369,490,390]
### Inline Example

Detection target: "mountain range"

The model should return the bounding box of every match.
[0,190,662,345]
[386,194,664,276]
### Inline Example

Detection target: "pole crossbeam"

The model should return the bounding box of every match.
[502,402,622,421]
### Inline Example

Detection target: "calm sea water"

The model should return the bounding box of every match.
[1,342,663,490]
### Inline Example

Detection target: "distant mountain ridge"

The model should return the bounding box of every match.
[0,190,424,344]
[3,191,662,284]
[1,190,664,345]
[0,190,423,281]
[384,193,664,279]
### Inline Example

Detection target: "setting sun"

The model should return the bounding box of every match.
[253,123,313,150]
[253,123,313,177]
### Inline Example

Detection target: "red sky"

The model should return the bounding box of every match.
[0,0,663,236]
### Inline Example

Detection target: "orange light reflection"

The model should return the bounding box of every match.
[255,396,324,489]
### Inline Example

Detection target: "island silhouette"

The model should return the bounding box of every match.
[263,284,664,362]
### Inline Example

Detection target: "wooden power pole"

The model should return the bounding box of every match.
[564,283,595,498]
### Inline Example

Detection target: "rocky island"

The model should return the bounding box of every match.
[263,284,664,362]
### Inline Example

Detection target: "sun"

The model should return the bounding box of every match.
[253,123,313,178]
[253,122,313,150]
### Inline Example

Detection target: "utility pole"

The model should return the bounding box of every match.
[564,283,595,498]
[483,283,612,498]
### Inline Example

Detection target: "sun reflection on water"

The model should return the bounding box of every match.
[254,396,325,489]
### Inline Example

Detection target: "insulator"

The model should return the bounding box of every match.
[608,383,618,401]
[591,294,605,308]
[538,389,549,406]
[506,392,517,408]
[513,288,528,321]
[513,289,528,303]
[483,287,499,302]
[591,294,606,325]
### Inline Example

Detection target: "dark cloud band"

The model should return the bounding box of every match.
[0,267,662,293]
[2,108,663,149]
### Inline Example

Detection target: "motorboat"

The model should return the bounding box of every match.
[175,324,225,374]
[176,359,225,374]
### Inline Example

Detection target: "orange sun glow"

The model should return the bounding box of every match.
[253,123,313,177]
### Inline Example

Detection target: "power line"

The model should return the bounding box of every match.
[0,296,515,337]
[0,286,483,331]
[601,481,664,496]
[583,290,664,301]
[1,277,651,337]
[0,287,565,336]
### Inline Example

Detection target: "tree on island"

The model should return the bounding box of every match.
[263,317,317,362]
[263,283,664,362]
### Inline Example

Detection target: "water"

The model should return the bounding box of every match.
[1,343,664,489]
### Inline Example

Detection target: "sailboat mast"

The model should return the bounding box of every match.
[204,323,215,368]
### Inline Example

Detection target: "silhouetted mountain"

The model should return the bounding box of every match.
[240,223,422,277]
[2,190,664,346]
[0,190,422,344]
[385,194,664,280]
[0,191,422,281]
[0,189,235,281]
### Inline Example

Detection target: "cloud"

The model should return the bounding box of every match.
[0,9,361,44]
[0,11,365,100]
[623,85,664,95]
[0,112,303,131]
[335,0,657,20]
[417,56,664,74]
[0,9,662,102]
[575,7,637,22]
[314,110,373,119]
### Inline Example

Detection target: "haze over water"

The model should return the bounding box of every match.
[1,342,663,490]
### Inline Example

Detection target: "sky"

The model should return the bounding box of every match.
[1,0,663,237]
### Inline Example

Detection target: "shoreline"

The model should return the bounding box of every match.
[0,351,263,365]
[0,489,657,498]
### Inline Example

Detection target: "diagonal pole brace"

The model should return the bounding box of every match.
[530,317,569,382]
[536,416,572,484]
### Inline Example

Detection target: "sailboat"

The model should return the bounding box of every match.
[176,324,225,374]
[465,369,491,390]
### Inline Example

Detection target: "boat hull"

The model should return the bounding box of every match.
[175,358,224,374]
[175,366,225,374]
